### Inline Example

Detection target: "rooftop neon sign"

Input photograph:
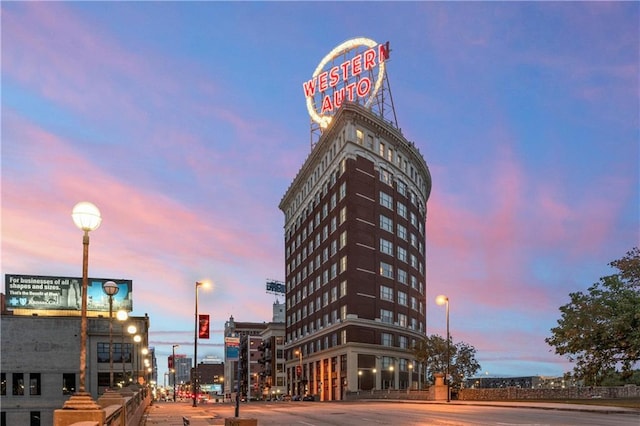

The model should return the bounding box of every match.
[303,37,389,129]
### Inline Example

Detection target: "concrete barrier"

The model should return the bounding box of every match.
[225,418,258,426]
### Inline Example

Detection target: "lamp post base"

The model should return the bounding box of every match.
[54,393,105,426]
[61,392,102,410]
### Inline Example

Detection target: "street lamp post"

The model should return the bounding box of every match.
[193,281,209,407]
[436,294,450,402]
[102,281,119,389]
[116,310,128,386]
[53,203,103,423]
[142,348,149,384]
[172,344,179,402]
[127,325,138,385]
[294,349,303,396]
[72,201,102,396]
[133,334,142,384]
[59,201,102,412]
[408,363,413,391]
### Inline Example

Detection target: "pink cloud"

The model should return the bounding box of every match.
[2,113,280,325]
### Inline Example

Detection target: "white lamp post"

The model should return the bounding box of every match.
[58,202,102,413]
[102,281,119,389]
[436,294,450,402]
[116,310,128,386]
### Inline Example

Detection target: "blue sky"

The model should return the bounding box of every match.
[2,2,638,382]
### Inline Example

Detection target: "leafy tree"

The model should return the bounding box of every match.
[412,334,481,389]
[546,247,640,385]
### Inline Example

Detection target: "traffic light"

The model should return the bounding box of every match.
[168,355,174,369]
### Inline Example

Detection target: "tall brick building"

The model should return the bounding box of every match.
[279,100,431,400]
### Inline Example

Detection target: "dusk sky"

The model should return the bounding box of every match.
[2,2,638,383]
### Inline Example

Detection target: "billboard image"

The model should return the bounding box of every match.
[4,274,133,312]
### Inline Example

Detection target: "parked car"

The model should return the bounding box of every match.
[291,395,302,401]
[302,395,315,401]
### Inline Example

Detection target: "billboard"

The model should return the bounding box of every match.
[225,336,240,361]
[4,274,133,312]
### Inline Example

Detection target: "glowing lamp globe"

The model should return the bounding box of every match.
[72,202,102,232]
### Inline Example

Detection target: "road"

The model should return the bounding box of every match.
[143,400,639,426]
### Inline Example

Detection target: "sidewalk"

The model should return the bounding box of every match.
[142,400,229,426]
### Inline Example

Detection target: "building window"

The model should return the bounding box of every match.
[97,342,110,363]
[398,269,407,284]
[380,309,393,324]
[380,168,392,186]
[380,215,393,232]
[62,373,75,395]
[380,191,393,210]
[29,373,41,396]
[380,285,394,301]
[399,335,408,349]
[397,246,407,263]
[340,305,347,320]
[379,142,385,157]
[397,179,407,196]
[339,231,347,249]
[339,182,346,200]
[381,333,393,346]
[380,262,393,279]
[30,411,40,426]
[339,207,347,224]
[398,313,408,327]
[98,373,110,388]
[380,238,393,255]
[356,129,364,145]
[340,255,347,273]
[340,280,347,297]
[367,134,374,149]
[1,373,5,395]
[398,291,407,306]
[397,224,407,240]
[12,373,24,395]
[397,202,407,218]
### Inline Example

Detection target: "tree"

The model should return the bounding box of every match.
[546,247,640,385]
[412,334,481,389]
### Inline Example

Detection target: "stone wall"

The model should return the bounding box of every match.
[458,385,640,401]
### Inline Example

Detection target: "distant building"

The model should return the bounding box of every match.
[257,304,286,399]
[223,315,267,399]
[196,360,224,397]
[223,301,286,400]
[173,355,192,388]
[1,282,151,426]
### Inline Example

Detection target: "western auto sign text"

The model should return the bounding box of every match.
[303,37,389,128]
